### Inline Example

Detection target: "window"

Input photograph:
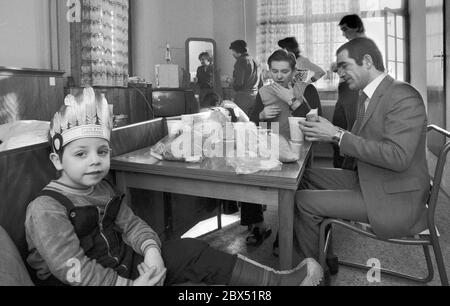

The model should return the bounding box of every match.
[70,0,129,87]
[257,0,408,90]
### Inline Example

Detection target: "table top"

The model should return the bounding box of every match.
[111,142,312,190]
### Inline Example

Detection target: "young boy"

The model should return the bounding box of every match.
[25,88,322,286]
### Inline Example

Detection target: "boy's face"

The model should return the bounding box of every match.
[50,138,111,189]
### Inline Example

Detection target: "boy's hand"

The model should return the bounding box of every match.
[144,248,166,286]
[133,263,167,286]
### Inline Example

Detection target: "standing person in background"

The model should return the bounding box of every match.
[196,52,215,108]
[331,14,366,168]
[278,37,326,84]
[229,40,260,116]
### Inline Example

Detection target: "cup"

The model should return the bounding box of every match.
[224,139,235,158]
[289,117,306,143]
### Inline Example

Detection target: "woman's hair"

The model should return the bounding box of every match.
[199,52,212,62]
[268,49,297,70]
[339,14,365,34]
[278,37,300,59]
[229,40,248,54]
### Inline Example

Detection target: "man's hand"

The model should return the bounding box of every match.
[144,248,166,286]
[260,105,281,120]
[298,116,340,142]
[133,263,167,286]
[271,83,295,105]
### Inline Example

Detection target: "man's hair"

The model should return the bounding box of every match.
[199,52,212,62]
[268,49,297,70]
[339,14,365,33]
[336,37,385,72]
[229,40,248,54]
[278,37,300,59]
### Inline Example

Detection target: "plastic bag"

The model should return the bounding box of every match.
[271,133,300,163]
[150,130,203,163]
[226,157,282,175]
[0,121,50,152]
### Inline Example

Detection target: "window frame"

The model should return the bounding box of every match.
[258,0,410,93]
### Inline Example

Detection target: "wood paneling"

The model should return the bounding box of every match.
[0,67,65,124]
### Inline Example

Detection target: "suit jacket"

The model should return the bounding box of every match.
[340,75,429,239]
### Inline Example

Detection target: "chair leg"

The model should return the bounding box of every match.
[319,221,331,271]
[421,245,434,283]
[430,235,449,286]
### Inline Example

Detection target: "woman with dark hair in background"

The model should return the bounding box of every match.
[278,37,325,84]
[229,40,260,116]
[196,52,215,107]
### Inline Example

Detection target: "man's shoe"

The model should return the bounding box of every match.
[326,256,339,275]
[246,227,272,247]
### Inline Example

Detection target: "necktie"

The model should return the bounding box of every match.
[351,91,368,134]
[342,91,368,171]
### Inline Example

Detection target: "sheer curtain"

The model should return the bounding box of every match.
[257,0,405,89]
[79,0,129,87]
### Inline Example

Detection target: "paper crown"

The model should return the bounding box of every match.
[50,87,113,152]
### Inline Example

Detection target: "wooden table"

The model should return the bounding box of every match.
[111,142,312,270]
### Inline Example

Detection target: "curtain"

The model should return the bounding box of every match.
[257,0,404,89]
[80,0,129,87]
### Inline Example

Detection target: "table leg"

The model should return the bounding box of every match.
[278,189,295,270]
[217,200,222,230]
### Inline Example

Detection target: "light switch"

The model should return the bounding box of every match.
[49,77,56,86]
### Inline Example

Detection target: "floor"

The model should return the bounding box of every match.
[185,157,450,286]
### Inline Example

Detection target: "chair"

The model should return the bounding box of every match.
[318,125,449,286]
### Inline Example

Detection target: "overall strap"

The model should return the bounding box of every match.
[102,179,124,198]
[36,190,76,212]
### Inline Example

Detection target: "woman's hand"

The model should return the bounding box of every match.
[260,105,281,121]
[144,247,166,286]
[133,263,167,286]
[270,83,295,106]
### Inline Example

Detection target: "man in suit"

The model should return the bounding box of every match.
[332,14,366,168]
[295,37,429,277]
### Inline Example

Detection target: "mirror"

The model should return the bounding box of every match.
[186,38,219,107]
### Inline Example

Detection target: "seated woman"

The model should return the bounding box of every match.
[247,49,322,251]
[250,49,322,139]
[278,37,326,84]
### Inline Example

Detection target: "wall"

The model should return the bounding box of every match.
[132,0,258,85]
[0,0,51,69]
[132,0,215,84]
